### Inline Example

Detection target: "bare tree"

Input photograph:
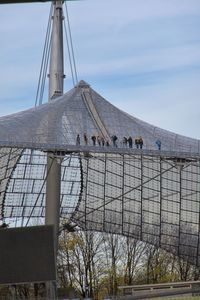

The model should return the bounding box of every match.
[122,236,146,285]
[58,230,105,299]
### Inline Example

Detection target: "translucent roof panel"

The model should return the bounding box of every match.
[1,80,200,266]
[2,150,81,226]
[74,153,200,266]
[0,80,199,154]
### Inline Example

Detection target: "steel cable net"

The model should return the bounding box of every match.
[0,80,200,265]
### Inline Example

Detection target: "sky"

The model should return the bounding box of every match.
[0,0,200,138]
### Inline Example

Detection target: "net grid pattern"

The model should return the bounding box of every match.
[0,81,200,265]
[0,81,199,154]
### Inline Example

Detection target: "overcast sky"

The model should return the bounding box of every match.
[0,0,200,138]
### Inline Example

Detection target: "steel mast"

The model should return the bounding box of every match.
[45,0,64,253]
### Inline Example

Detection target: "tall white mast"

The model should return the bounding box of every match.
[48,1,64,100]
[45,0,64,253]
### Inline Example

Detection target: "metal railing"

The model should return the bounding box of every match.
[118,281,200,299]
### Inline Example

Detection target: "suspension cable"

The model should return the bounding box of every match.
[39,34,51,105]
[35,3,53,106]
[35,2,78,103]
[38,4,52,105]
[64,19,75,86]
[64,2,78,85]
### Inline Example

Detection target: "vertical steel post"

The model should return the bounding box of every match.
[46,0,64,250]
[46,0,64,248]
[48,1,64,101]
[45,1,64,298]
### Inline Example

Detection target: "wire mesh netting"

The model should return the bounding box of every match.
[0,81,199,153]
[0,81,200,265]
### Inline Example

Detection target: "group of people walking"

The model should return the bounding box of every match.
[122,136,143,149]
[76,133,161,150]
[76,134,110,147]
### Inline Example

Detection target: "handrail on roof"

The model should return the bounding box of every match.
[0,140,200,160]
[0,0,77,4]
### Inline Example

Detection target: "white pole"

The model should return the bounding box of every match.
[45,1,64,298]
[46,0,64,251]
[48,1,64,101]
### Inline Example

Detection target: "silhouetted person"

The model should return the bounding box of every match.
[139,136,143,149]
[156,139,161,150]
[76,134,80,145]
[111,135,118,147]
[123,137,128,147]
[91,135,96,146]
[84,133,88,145]
[97,136,101,146]
[127,136,133,148]
[106,140,110,146]
[135,137,140,149]
[101,137,105,146]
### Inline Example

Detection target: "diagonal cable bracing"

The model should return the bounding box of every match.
[74,160,175,224]
[35,3,53,107]
[64,1,78,85]
[64,19,75,86]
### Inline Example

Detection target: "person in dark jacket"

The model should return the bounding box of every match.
[135,137,140,149]
[106,140,110,146]
[111,135,118,147]
[76,134,80,145]
[91,135,96,146]
[127,136,133,148]
[84,133,88,145]
[97,136,101,146]
[101,137,105,146]
[139,136,143,149]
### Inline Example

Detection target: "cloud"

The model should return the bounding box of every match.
[69,0,200,26]
[0,0,200,139]
[75,43,200,78]
[107,71,200,138]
